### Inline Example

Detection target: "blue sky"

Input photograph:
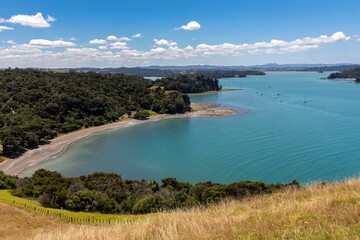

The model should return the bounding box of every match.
[0,0,359,67]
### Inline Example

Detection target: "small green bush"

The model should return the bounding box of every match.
[0,171,17,189]
[134,111,150,120]
[132,194,166,214]
[65,189,121,214]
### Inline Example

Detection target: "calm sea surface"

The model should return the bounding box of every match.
[24,72,360,184]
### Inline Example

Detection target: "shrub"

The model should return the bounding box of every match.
[134,111,150,120]
[173,191,198,208]
[67,181,85,196]
[132,194,166,214]
[225,181,270,198]
[38,193,52,207]
[65,189,121,213]
[0,171,17,189]
[201,186,225,203]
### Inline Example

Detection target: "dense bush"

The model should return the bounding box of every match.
[132,194,167,214]
[10,169,300,215]
[155,75,222,93]
[134,111,150,120]
[65,189,121,213]
[0,171,17,189]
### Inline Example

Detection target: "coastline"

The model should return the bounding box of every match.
[324,78,356,81]
[187,89,240,96]
[0,103,238,176]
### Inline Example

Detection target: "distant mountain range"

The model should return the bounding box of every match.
[49,63,359,77]
[141,63,358,71]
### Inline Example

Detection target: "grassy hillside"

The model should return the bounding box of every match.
[1,178,360,239]
[0,190,145,224]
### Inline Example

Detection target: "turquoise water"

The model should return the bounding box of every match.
[24,72,360,184]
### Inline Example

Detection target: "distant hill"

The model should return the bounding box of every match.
[48,63,359,76]
[297,65,360,72]
[54,67,265,78]
[142,63,357,71]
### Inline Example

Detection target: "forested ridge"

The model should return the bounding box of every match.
[0,169,300,214]
[155,75,222,93]
[0,69,194,157]
[65,67,265,78]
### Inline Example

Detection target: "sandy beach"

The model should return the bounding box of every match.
[0,103,237,176]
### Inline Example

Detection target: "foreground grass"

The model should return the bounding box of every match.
[0,190,146,225]
[1,179,360,239]
[0,202,69,240]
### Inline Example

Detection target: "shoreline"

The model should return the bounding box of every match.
[323,78,356,81]
[0,103,238,176]
[187,89,240,96]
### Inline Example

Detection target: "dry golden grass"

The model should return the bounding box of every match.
[0,203,69,240]
[28,178,360,240]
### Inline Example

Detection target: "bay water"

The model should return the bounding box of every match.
[24,72,360,184]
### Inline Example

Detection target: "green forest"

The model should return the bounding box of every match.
[154,75,222,93]
[67,67,265,78]
[0,69,223,157]
[327,67,360,82]
[0,169,300,214]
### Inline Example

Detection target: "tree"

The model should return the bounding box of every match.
[134,111,150,120]
[132,194,166,214]
[0,171,17,189]
[65,189,121,213]
[201,186,224,203]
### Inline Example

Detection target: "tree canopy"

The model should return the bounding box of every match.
[155,75,222,93]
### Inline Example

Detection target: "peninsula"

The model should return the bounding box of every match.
[327,66,360,82]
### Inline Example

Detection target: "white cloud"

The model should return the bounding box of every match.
[69,37,76,41]
[89,39,108,44]
[106,36,131,41]
[46,16,56,22]
[177,21,201,31]
[132,33,142,38]
[0,25,14,32]
[106,35,117,41]
[193,31,350,56]
[118,37,131,41]
[29,39,76,47]
[0,31,350,67]
[110,41,128,49]
[154,39,177,47]
[4,12,56,28]
[7,40,16,45]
